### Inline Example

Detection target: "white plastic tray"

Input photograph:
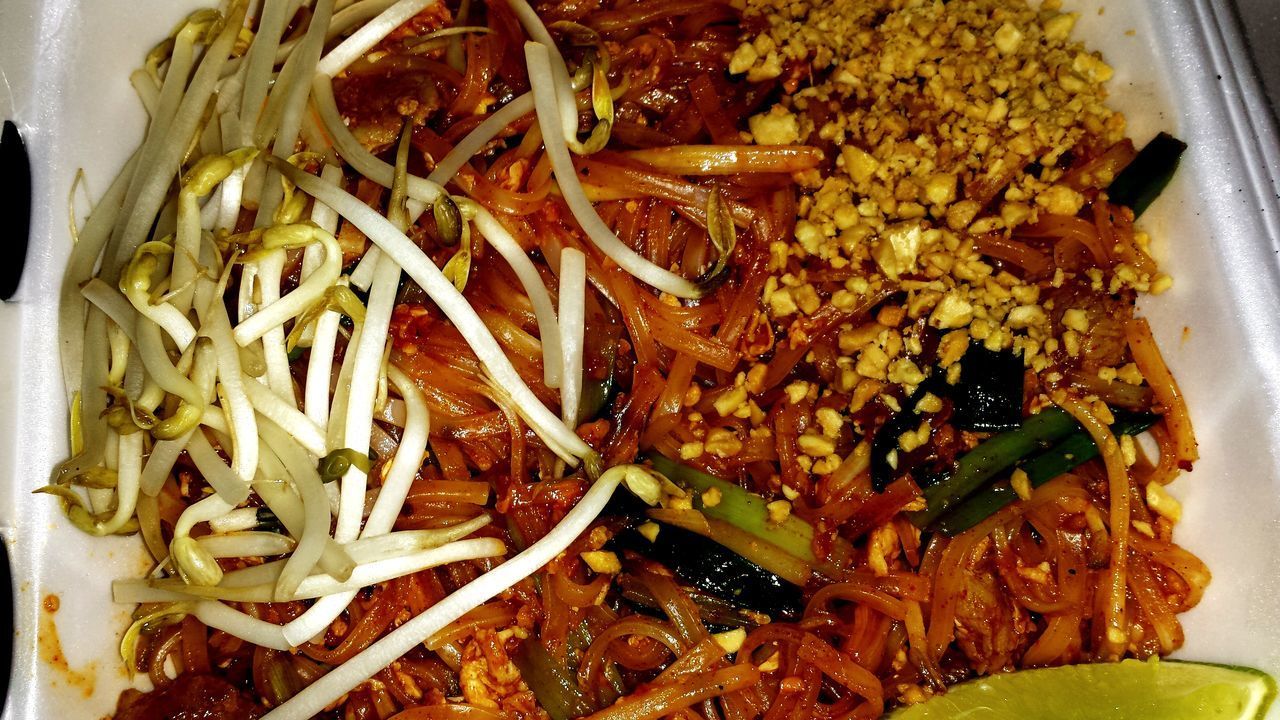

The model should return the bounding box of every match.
[1,0,1278,717]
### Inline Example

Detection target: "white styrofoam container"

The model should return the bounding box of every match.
[0,0,1278,717]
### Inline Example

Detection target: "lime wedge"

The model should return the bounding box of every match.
[887,659,1276,720]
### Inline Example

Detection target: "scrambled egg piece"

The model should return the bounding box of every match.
[748,105,802,145]
[459,628,547,720]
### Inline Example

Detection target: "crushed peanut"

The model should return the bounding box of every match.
[665,0,1180,562]
[1146,483,1183,523]
[580,551,622,575]
[704,428,744,457]
[737,0,1146,404]
[1010,468,1032,501]
[713,628,748,654]
[637,522,661,543]
[701,487,723,508]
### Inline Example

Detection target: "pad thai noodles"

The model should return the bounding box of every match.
[50,0,1205,717]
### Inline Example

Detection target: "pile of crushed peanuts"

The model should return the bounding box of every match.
[676,0,1173,493]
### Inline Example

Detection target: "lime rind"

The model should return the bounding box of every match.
[886,658,1277,720]
[1161,660,1279,720]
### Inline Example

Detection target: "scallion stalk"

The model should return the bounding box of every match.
[931,411,1160,535]
[648,455,816,563]
[905,408,1082,528]
[1107,132,1188,217]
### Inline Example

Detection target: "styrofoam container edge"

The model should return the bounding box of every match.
[0,0,1278,717]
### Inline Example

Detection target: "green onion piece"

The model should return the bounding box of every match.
[932,411,1160,536]
[649,454,816,562]
[566,618,625,704]
[263,654,303,705]
[1107,132,1188,218]
[577,354,616,423]
[318,448,373,483]
[512,638,596,720]
[616,573,761,630]
[907,408,1083,529]
[646,509,812,587]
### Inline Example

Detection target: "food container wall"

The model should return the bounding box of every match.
[0,0,1276,716]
